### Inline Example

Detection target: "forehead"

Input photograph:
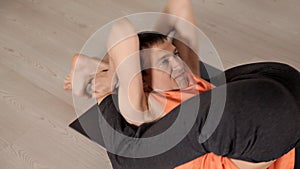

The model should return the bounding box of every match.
[140,40,175,66]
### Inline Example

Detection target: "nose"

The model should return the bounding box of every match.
[170,57,184,76]
[171,56,182,70]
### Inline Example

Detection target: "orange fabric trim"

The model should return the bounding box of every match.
[150,75,215,114]
[174,153,239,169]
[268,148,295,169]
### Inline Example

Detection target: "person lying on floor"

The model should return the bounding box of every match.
[64,1,300,169]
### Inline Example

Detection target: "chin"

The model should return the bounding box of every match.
[177,79,190,89]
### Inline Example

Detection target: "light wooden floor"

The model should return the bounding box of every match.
[0,0,299,168]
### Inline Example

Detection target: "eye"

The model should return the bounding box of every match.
[159,58,169,67]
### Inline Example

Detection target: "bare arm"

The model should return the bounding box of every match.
[156,0,200,76]
[107,18,161,126]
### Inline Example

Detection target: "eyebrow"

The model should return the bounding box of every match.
[157,48,178,63]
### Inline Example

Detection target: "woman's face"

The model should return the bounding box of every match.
[141,40,193,91]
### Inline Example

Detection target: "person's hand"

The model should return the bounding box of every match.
[63,52,119,103]
[64,53,101,98]
[91,54,117,103]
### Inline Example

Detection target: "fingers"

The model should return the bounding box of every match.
[91,70,115,99]
[92,85,111,99]
[64,51,116,99]
[70,68,92,97]
[97,64,109,74]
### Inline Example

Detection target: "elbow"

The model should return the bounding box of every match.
[174,23,198,49]
[107,17,138,50]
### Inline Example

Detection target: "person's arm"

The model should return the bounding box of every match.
[107,18,162,126]
[155,0,200,76]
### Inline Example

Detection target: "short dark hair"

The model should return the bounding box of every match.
[137,31,168,79]
[137,31,168,49]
